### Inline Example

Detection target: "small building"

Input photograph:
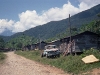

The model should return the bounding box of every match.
[0,48,11,52]
[59,31,100,55]
[22,45,31,51]
[35,41,47,50]
[30,44,37,50]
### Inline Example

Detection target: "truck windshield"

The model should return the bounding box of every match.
[48,51,55,53]
[45,45,57,49]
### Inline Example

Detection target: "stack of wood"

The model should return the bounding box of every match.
[63,40,75,56]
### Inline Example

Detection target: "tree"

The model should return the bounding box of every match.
[5,35,37,50]
[16,42,22,49]
[0,37,5,48]
[97,13,100,17]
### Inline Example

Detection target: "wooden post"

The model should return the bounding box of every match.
[69,14,72,55]
[74,40,76,55]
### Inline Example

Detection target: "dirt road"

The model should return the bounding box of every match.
[0,52,69,75]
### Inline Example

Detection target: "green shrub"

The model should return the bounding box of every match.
[0,52,6,62]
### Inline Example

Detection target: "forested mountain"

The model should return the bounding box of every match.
[2,4,100,41]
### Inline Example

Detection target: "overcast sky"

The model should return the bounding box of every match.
[0,0,100,34]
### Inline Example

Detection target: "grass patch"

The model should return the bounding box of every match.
[0,52,6,64]
[15,48,100,74]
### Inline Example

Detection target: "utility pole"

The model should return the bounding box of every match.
[69,14,72,55]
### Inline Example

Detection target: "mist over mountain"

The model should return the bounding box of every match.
[0,29,14,36]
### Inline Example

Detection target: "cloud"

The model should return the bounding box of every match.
[12,1,79,33]
[43,1,79,21]
[78,0,100,11]
[12,10,48,32]
[0,0,100,34]
[0,19,14,34]
[79,0,100,6]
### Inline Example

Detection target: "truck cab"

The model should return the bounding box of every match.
[41,45,60,58]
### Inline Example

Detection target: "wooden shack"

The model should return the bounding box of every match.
[60,31,100,55]
[35,41,47,50]
[22,45,31,51]
[30,44,37,50]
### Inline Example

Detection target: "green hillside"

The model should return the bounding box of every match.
[2,4,100,41]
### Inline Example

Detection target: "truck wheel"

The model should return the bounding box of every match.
[41,54,44,58]
[46,55,50,58]
[47,56,49,58]
[57,54,60,57]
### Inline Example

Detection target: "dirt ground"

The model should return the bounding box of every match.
[0,52,100,75]
[0,52,70,75]
[83,68,100,75]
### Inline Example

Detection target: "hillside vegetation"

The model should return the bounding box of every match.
[0,4,99,75]
[5,35,38,50]
[0,4,99,50]
[1,4,100,42]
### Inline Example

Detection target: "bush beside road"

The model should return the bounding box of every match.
[0,52,6,64]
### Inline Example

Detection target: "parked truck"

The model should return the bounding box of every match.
[41,45,60,58]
